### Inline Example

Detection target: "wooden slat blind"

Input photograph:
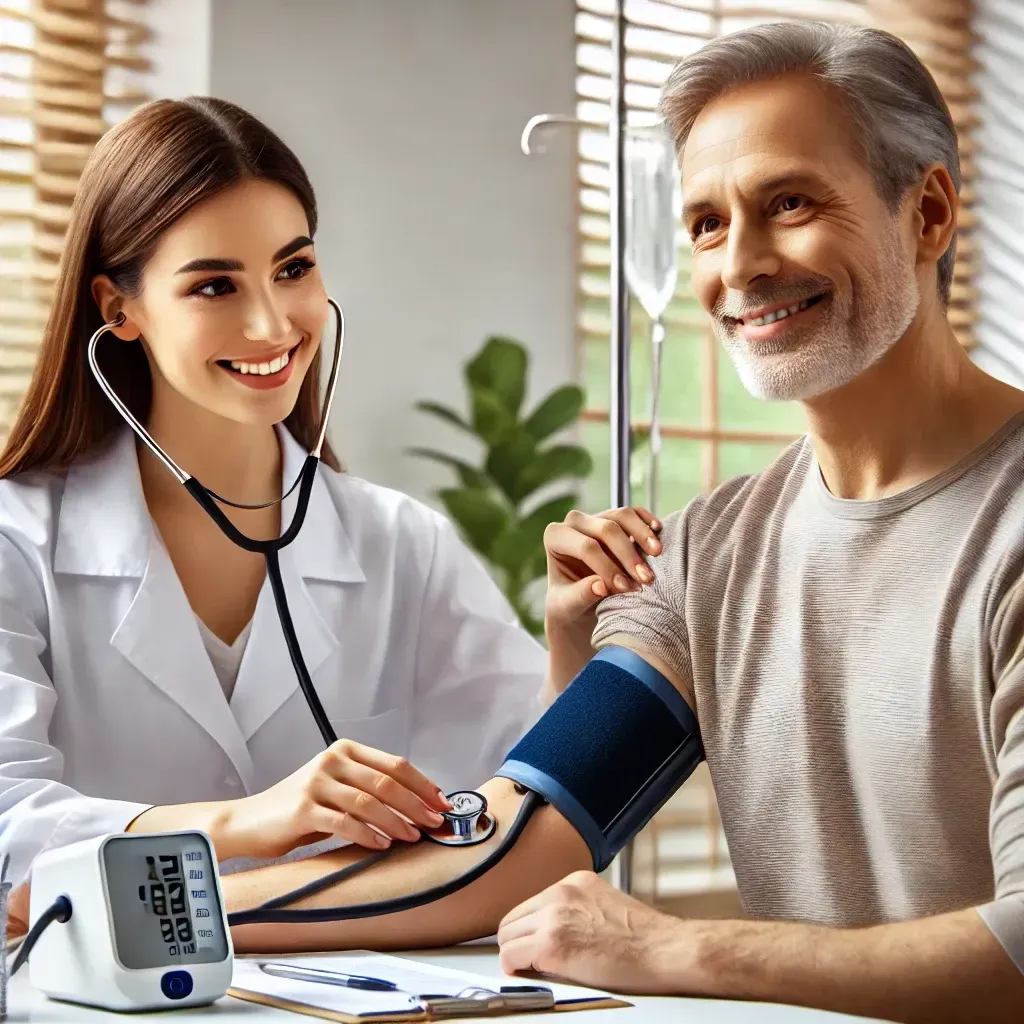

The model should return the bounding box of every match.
[0,0,150,442]
[575,0,978,907]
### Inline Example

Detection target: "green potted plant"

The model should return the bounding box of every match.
[409,336,592,637]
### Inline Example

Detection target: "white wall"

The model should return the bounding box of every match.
[142,0,212,100]
[205,0,579,503]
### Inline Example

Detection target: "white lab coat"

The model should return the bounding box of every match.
[0,426,547,886]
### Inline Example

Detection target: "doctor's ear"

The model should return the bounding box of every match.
[90,275,140,341]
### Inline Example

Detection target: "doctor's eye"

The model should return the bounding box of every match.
[276,257,316,282]
[190,276,235,299]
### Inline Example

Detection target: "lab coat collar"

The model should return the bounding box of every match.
[54,425,366,586]
[53,425,365,779]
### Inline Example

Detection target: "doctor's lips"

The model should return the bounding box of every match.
[216,342,301,390]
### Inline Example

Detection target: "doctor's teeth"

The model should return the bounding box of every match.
[745,299,810,327]
[229,350,290,375]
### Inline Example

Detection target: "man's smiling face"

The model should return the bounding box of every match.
[682,74,921,402]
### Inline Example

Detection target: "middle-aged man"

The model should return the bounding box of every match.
[495,19,1024,1024]
[8,20,1020,1024]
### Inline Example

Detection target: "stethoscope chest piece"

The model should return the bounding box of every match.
[423,791,495,847]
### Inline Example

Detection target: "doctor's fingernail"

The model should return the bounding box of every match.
[637,564,654,584]
[613,574,631,592]
[426,811,445,827]
[436,789,453,809]
[646,536,661,553]
[373,833,392,848]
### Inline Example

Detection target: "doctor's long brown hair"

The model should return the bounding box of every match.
[0,96,339,479]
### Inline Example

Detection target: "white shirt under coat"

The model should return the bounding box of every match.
[0,426,546,885]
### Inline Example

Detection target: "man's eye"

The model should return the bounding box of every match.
[693,216,721,237]
[778,195,806,212]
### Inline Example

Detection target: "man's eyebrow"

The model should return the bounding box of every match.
[174,235,314,275]
[682,172,830,223]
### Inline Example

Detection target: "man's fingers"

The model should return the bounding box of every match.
[498,886,557,931]
[496,907,543,947]
[329,740,450,812]
[498,932,544,976]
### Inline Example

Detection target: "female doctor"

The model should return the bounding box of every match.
[0,96,663,891]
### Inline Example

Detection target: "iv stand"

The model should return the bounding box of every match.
[521,1,633,895]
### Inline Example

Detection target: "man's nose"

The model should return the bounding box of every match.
[720,218,782,292]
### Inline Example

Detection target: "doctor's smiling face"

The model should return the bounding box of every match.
[93,177,329,429]
[0,96,341,478]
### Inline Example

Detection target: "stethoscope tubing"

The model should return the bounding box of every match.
[87,295,540,925]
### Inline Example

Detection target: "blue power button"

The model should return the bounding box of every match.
[160,970,194,1000]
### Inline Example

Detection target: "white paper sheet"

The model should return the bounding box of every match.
[231,952,618,1018]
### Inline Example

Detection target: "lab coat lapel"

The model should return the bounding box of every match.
[56,428,257,789]
[229,427,365,742]
[109,537,258,789]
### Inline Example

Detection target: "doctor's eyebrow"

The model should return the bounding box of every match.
[174,235,314,275]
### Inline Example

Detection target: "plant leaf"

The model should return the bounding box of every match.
[513,445,594,503]
[470,385,516,447]
[524,385,585,441]
[466,337,528,418]
[486,428,537,503]
[407,448,489,490]
[439,488,510,555]
[415,401,472,433]
[489,522,536,574]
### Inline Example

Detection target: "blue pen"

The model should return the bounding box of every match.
[258,962,399,992]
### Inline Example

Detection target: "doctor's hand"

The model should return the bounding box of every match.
[5,881,29,940]
[497,871,689,995]
[541,507,661,698]
[227,740,452,859]
[543,506,661,629]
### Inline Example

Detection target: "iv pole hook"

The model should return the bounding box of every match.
[520,114,583,155]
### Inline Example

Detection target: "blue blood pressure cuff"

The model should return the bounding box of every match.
[496,645,704,872]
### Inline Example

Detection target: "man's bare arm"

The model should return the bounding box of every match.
[222,778,590,954]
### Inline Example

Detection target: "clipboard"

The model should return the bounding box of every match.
[228,953,632,1020]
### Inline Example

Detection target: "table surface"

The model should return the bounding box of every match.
[5,946,894,1023]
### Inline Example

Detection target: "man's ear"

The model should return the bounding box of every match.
[90,275,141,341]
[912,162,958,271]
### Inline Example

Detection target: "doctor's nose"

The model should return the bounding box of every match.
[242,293,292,345]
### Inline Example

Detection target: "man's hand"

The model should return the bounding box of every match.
[496,871,686,994]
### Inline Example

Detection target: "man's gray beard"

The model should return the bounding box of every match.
[715,243,921,403]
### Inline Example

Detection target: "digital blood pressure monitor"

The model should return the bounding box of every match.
[27,831,232,1011]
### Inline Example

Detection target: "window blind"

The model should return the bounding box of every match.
[972,0,1024,384]
[0,0,149,444]
[574,0,978,907]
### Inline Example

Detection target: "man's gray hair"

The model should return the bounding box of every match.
[659,21,960,303]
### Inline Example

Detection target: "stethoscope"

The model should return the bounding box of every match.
[86,298,541,926]
[88,298,345,749]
